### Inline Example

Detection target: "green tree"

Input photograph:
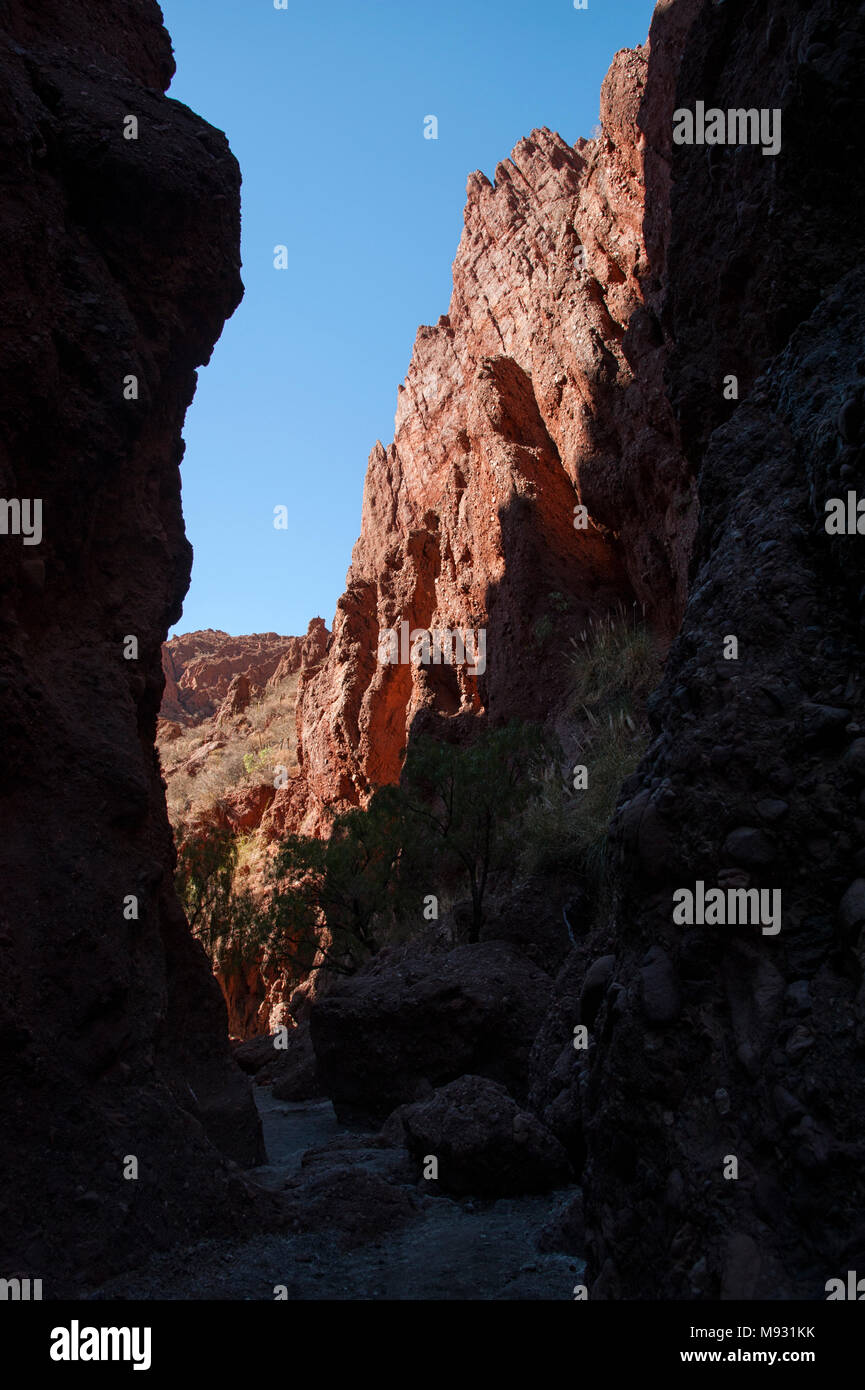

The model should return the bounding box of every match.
[399,720,550,942]
[175,824,241,962]
[269,787,406,974]
[175,824,315,981]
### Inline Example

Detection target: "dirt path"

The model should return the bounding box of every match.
[91,1089,584,1300]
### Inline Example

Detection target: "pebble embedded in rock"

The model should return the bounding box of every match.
[785,1026,815,1060]
[579,954,616,1027]
[839,879,865,933]
[784,980,811,1014]
[714,1087,731,1116]
[756,798,789,822]
[722,826,776,868]
[844,739,865,777]
[801,703,851,742]
[640,946,681,1026]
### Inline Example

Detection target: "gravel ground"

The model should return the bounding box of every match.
[89,1090,585,1301]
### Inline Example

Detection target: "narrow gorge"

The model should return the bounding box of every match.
[2,0,864,1308]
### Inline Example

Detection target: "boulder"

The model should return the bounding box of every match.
[398,1075,572,1196]
[271,1026,322,1102]
[310,940,553,1120]
[231,1033,279,1075]
[232,1026,322,1101]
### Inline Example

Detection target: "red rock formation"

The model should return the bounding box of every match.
[276,56,697,837]
[0,0,264,1294]
[8,0,861,1304]
[158,620,329,838]
[161,628,313,723]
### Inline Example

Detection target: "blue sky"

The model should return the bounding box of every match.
[159,0,656,638]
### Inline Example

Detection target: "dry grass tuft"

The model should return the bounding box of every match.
[520,602,663,880]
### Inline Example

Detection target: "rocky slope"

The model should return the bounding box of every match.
[0,0,264,1294]
[161,626,325,725]
[157,622,330,1039]
[92,1086,585,1300]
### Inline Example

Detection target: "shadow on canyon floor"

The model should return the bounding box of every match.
[89,1088,585,1301]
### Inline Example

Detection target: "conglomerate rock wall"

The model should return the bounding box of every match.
[553,0,865,1299]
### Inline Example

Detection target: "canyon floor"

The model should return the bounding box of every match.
[88,1088,583,1301]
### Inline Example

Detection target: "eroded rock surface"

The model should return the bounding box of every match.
[279,54,704,835]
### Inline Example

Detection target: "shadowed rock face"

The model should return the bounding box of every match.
[565,0,865,1300]
[0,0,263,1293]
[399,1075,572,1197]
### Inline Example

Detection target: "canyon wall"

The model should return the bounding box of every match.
[539,0,865,1299]
[275,41,701,838]
[0,0,264,1293]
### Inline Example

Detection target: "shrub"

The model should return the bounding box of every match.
[267,720,552,965]
[268,788,408,974]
